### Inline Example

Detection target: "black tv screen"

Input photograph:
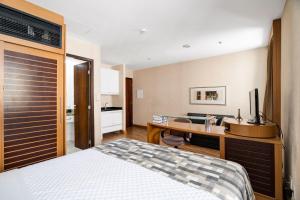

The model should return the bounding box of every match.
[249,88,260,124]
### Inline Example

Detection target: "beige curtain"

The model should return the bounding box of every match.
[263,39,273,121]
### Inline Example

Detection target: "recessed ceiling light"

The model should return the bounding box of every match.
[147,57,151,61]
[182,44,191,48]
[218,41,223,45]
[139,28,148,34]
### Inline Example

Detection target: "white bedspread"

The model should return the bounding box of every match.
[0,149,220,200]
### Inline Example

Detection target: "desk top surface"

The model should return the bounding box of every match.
[148,121,225,137]
[148,122,282,144]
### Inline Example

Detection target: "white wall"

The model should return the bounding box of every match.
[66,33,102,145]
[112,64,126,131]
[281,0,300,199]
[65,62,74,109]
[133,48,267,126]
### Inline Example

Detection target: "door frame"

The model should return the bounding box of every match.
[65,53,94,150]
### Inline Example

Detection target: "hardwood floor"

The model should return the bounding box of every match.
[102,126,147,144]
[102,126,220,158]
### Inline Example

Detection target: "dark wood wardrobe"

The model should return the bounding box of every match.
[0,0,65,171]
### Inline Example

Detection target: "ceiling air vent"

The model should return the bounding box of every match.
[0,4,62,48]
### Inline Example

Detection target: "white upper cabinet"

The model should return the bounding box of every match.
[101,68,119,95]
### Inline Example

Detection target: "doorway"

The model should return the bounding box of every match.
[126,78,133,128]
[65,54,94,154]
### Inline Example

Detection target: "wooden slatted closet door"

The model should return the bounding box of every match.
[0,42,64,171]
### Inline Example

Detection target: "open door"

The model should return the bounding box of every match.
[126,78,133,127]
[74,62,90,149]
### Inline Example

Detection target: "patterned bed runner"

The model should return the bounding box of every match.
[95,139,254,200]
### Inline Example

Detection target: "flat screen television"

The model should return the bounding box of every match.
[248,88,260,124]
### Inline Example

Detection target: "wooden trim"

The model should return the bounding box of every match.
[0,0,64,24]
[62,27,66,155]
[4,79,56,85]
[5,66,57,75]
[255,192,275,200]
[5,146,56,160]
[5,151,56,166]
[0,41,4,172]
[0,34,65,56]
[56,52,64,156]
[89,60,95,147]
[219,136,225,159]
[272,19,281,127]
[5,142,56,154]
[66,54,94,62]
[4,138,55,148]
[274,143,283,200]
[66,54,95,147]
[5,128,56,137]
[5,59,57,67]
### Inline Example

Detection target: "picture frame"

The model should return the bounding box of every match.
[189,86,226,105]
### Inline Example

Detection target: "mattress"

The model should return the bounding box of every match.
[0,139,254,200]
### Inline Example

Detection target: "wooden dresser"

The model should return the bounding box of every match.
[223,119,282,200]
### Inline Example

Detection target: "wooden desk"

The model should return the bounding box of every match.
[147,122,226,158]
[147,122,282,200]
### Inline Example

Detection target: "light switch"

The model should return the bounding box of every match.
[137,89,144,99]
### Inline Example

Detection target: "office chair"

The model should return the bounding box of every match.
[160,118,192,148]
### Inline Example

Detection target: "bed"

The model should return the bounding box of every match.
[0,139,254,200]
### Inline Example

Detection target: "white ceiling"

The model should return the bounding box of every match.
[28,0,285,69]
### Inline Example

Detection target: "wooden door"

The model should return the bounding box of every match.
[74,62,90,149]
[0,42,64,171]
[126,78,133,127]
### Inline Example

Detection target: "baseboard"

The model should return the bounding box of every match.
[132,124,147,129]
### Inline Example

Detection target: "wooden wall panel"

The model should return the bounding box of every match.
[3,49,60,170]
[0,41,4,171]
[225,138,275,197]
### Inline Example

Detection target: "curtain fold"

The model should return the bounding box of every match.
[263,39,274,121]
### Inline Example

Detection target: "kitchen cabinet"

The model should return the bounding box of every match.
[101,110,123,134]
[101,68,119,95]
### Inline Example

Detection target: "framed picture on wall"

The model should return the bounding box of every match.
[189,86,226,105]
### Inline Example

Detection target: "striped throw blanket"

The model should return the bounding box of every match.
[95,138,254,200]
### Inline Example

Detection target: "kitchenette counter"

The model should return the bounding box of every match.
[101,107,122,112]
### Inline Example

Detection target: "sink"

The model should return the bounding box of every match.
[101,107,122,112]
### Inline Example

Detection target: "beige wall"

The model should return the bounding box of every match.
[281,0,300,199]
[126,68,134,78]
[66,34,102,144]
[133,48,267,126]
